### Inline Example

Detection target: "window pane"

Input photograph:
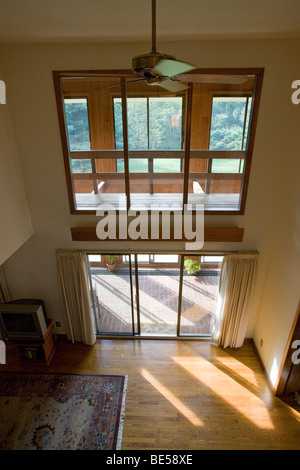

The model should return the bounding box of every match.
[127,98,148,150]
[64,98,91,151]
[137,255,180,336]
[115,97,148,173]
[149,97,182,150]
[71,159,92,173]
[202,256,223,263]
[113,97,123,150]
[130,159,148,172]
[211,158,241,173]
[88,255,102,262]
[153,158,181,172]
[180,255,222,336]
[114,97,148,150]
[116,96,183,151]
[209,97,248,151]
[88,254,133,335]
[117,158,148,172]
[137,254,150,262]
[154,255,178,263]
[204,95,253,205]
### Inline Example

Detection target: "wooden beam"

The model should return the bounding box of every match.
[70,226,244,242]
[73,172,243,181]
[70,150,246,160]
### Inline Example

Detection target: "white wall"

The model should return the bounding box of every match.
[0,64,33,266]
[0,39,299,387]
[252,98,300,389]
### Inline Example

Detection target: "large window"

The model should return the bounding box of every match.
[53,69,263,214]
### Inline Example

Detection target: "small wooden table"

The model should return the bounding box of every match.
[6,320,56,365]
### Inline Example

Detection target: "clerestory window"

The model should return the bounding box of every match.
[53,69,263,214]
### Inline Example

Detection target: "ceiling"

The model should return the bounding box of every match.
[0,0,299,44]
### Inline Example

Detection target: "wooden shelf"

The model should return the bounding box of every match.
[70,226,244,242]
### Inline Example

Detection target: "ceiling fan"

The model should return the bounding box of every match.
[131,0,248,92]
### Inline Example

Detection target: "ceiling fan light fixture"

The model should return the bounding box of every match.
[131,51,176,77]
[131,0,195,88]
[130,0,247,90]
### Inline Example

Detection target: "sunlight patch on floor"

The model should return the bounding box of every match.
[141,368,204,427]
[172,356,275,430]
[213,355,259,388]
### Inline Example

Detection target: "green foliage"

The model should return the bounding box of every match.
[64,100,91,151]
[209,97,251,151]
[65,95,253,176]
[65,100,92,173]
[114,97,183,172]
[184,258,201,275]
[209,97,252,173]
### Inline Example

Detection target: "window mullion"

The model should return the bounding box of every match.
[239,96,249,172]
[183,84,193,206]
[121,78,130,210]
[147,98,154,194]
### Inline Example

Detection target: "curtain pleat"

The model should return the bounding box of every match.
[56,250,96,346]
[0,265,11,340]
[211,253,258,348]
[0,266,11,304]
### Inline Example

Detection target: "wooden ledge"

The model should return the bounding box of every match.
[70,227,244,243]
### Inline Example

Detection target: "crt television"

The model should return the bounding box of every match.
[0,299,48,338]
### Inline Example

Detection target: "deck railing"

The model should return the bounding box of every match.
[71,149,245,194]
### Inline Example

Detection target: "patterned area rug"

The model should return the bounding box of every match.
[0,373,127,450]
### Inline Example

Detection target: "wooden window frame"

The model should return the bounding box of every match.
[53,68,264,216]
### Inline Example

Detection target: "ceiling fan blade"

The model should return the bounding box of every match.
[152,59,196,77]
[174,74,249,85]
[158,79,189,93]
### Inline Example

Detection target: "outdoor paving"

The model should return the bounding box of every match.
[91,267,219,336]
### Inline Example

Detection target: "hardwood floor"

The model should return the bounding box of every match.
[2,338,300,450]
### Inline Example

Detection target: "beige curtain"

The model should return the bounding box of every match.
[56,250,96,346]
[0,265,11,340]
[211,253,258,348]
[0,266,11,303]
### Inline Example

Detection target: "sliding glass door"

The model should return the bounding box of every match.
[87,253,223,338]
[136,255,180,336]
[87,255,134,335]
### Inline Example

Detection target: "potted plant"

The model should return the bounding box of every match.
[184,258,201,275]
[106,255,117,271]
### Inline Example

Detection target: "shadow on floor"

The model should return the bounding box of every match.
[279,392,300,413]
